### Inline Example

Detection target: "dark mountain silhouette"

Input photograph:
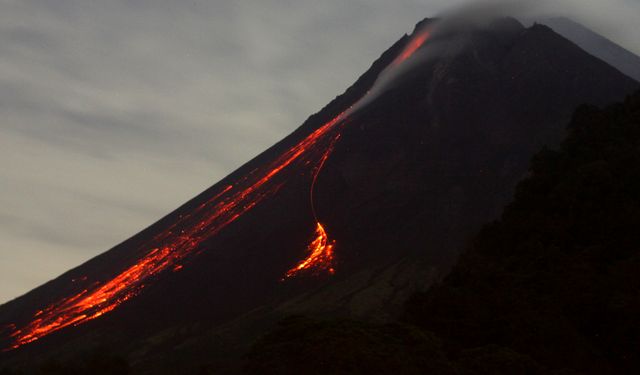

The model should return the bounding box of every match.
[538,17,640,82]
[1,17,638,373]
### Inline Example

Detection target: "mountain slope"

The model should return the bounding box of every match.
[1,18,638,373]
[245,90,640,375]
[538,17,640,82]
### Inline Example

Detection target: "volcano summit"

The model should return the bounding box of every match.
[1,17,638,373]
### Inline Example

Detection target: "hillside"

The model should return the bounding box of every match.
[1,18,638,374]
[540,17,640,82]
[245,91,640,375]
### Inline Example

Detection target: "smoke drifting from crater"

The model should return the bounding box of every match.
[346,0,640,118]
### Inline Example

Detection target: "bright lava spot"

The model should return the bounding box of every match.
[284,223,335,279]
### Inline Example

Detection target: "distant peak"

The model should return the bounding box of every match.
[412,18,437,34]
[529,22,554,33]
[489,17,525,33]
[546,16,579,26]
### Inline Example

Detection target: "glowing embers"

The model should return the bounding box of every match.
[284,223,335,279]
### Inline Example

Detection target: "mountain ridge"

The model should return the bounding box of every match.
[537,17,640,82]
[1,17,639,373]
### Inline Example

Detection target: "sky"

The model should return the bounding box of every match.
[1,0,639,304]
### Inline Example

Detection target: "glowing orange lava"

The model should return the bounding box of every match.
[282,27,433,279]
[392,28,431,67]
[3,27,433,351]
[4,111,348,351]
[284,131,342,279]
[284,223,335,279]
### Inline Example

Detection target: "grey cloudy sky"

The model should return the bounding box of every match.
[1,0,639,304]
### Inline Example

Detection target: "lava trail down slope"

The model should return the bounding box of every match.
[1,18,638,368]
[1,25,433,352]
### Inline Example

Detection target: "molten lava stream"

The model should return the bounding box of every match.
[391,28,431,67]
[3,112,347,351]
[284,223,335,279]
[283,131,342,279]
[2,26,434,351]
[282,27,433,279]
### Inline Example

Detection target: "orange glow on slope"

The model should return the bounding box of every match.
[284,223,335,279]
[3,27,433,350]
[392,28,431,67]
[284,131,342,279]
[283,27,433,279]
[4,111,349,351]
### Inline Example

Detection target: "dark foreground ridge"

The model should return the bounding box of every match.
[1,17,639,373]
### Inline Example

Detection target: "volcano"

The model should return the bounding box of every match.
[539,17,640,82]
[1,17,638,372]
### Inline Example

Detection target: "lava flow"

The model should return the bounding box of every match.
[283,131,342,279]
[2,26,433,351]
[3,110,347,351]
[283,26,434,281]
[284,223,335,279]
[392,28,431,67]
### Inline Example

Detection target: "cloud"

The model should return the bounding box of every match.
[439,0,640,54]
